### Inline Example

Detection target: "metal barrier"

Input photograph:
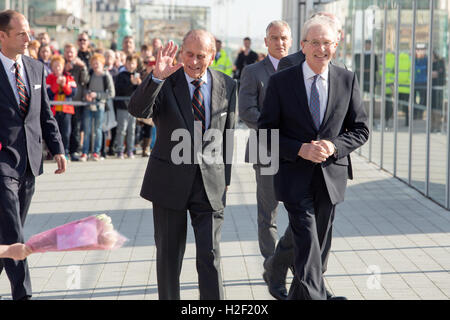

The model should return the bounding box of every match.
[48,96,130,106]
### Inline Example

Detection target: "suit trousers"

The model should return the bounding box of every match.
[152,166,224,300]
[0,165,35,300]
[253,164,279,261]
[284,166,336,300]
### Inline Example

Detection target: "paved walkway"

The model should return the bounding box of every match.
[1,128,450,300]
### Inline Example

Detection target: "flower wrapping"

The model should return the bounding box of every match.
[26,214,127,253]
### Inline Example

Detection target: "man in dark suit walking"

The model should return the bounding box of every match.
[0,10,66,300]
[258,15,369,300]
[238,20,292,300]
[264,12,349,300]
[128,30,237,300]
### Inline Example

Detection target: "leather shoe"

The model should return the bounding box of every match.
[263,271,288,300]
[326,289,347,300]
[263,257,288,300]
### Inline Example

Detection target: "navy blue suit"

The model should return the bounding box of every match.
[258,62,368,299]
[0,55,64,300]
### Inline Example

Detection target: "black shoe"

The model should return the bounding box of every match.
[263,271,288,300]
[326,289,347,300]
[263,257,288,300]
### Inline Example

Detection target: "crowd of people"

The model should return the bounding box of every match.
[22,31,163,162]
[18,29,269,164]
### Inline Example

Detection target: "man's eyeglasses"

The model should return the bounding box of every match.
[304,40,335,48]
[78,38,88,42]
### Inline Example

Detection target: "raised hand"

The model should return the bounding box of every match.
[153,41,183,80]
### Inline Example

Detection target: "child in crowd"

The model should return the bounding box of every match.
[114,54,141,159]
[46,55,77,160]
[80,53,115,162]
[38,43,52,76]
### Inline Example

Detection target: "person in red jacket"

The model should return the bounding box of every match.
[46,55,77,160]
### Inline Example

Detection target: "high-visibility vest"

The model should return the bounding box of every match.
[398,52,411,94]
[210,49,233,77]
[384,52,395,94]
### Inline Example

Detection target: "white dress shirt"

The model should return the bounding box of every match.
[302,61,328,125]
[267,54,280,71]
[0,51,30,106]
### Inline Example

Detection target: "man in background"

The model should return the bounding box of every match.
[210,38,233,77]
[233,36,258,81]
[238,20,292,300]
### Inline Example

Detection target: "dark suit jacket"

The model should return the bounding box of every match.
[0,55,64,179]
[238,56,275,163]
[277,50,306,71]
[258,63,369,205]
[128,68,237,211]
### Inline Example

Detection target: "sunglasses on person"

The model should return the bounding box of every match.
[78,38,88,42]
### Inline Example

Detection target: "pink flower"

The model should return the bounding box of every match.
[26,214,127,253]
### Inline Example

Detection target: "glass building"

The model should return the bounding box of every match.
[283,0,450,208]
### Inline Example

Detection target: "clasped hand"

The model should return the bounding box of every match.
[298,140,335,163]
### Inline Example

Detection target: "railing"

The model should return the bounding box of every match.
[48,96,131,106]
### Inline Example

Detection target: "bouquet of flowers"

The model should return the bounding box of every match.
[26,214,127,253]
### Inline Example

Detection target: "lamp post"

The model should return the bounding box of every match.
[118,0,132,50]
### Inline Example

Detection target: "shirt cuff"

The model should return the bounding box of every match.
[152,75,164,83]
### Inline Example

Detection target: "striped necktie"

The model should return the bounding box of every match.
[191,79,206,133]
[309,74,321,130]
[14,62,30,117]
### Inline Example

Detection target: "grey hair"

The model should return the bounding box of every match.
[300,15,339,43]
[308,12,342,41]
[182,29,216,54]
[265,20,291,37]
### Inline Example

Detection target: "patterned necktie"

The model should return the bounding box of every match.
[191,79,206,133]
[309,74,321,130]
[14,62,30,117]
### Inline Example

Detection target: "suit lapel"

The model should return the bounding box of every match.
[0,59,20,110]
[208,69,225,132]
[172,69,195,139]
[294,63,317,131]
[262,56,275,77]
[319,64,337,131]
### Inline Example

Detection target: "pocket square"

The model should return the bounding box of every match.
[34,84,41,89]
[220,112,227,117]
